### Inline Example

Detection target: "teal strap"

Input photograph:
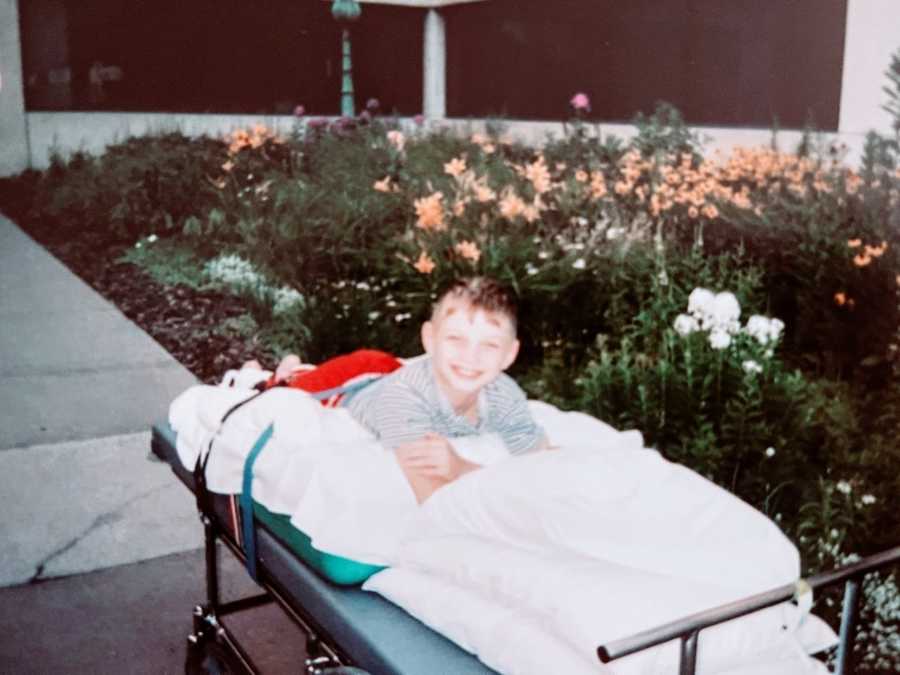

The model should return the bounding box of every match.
[240,423,274,580]
[307,376,380,406]
[238,376,379,580]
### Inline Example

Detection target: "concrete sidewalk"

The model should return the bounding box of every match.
[0,215,296,671]
[0,215,201,585]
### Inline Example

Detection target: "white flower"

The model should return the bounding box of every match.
[745,315,785,345]
[572,258,586,270]
[386,130,406,152]
[606,226,626,240]
[673,314,699,336]
[688,288,716,319]
[538,251,550,260]
[836,480,852,495]
[135,241,142,249]
[708,329,731,350]
[745,315,770,343]
[765,446,776,458]
[394,313,411,323]
[368,310,381,321]
[769,318,785,342]
[861,494,877,505]
[147,234,158,243]
[356,282,371,291]
[272,286,304,315]
[830,528,840,539]
[742,359,763,374]
[712,292,741,327]
[657,269,669,287]
[204,254,264,289]
[525,263,538,276]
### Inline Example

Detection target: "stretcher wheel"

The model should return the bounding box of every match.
[185,638,242,675]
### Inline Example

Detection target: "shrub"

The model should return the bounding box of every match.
[31,133,226,243]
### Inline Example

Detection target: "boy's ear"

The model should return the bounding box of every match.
[421,320,435,354]
[501,338,520,370]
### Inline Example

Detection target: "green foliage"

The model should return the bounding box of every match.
[568,251,814,508]
[883,47,900,136]
[631,102,702,159]
[32,134,226,242]
[119,237,210,290]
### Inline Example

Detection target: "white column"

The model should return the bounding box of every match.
[0,0,29,175]
[838,0,900,135]
[423,8,446,119]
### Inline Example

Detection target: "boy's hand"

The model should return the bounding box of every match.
[395,433,478,481]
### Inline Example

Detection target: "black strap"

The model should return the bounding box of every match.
[193,389,266,517]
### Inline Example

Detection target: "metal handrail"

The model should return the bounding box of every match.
[597,544,900,675]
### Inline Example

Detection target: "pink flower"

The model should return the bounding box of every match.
[366,98,380,111]
[293,105,305,117]
[413,114,425,126]
[570,92,591,112]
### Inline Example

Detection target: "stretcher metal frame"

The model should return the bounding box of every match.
[153,422,900,675]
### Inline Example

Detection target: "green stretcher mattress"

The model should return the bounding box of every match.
[151,422,495,675]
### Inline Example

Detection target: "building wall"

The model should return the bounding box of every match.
[26,111,869,172]
[14,0,900,172]
[0,0,28,176]
[839,0,900,135]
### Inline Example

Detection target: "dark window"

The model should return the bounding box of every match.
[445,0,847,130]
[21,0,423,115]
[20,0,847,128]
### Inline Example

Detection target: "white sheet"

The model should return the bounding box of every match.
[365,567,834,675]
[168,382,837,674]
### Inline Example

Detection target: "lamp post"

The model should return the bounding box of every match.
[331,0,361,117]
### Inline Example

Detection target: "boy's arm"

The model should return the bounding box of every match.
[394,433,479,504]
[395,433,480,480]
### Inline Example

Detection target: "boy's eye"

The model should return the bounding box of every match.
[447,335,462,342]
[484,342,500,350]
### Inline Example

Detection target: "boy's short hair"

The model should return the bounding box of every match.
[433,277,519,333]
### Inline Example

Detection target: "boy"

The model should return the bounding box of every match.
[345,277,547,500]
[243,277,546,501]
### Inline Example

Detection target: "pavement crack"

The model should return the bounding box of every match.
[28,484,166,584]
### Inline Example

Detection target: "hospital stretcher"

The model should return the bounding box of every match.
[151,421,900,675]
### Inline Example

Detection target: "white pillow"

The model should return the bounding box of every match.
[364,567,602,675]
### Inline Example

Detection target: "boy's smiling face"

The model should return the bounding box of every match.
[421,297,520,407]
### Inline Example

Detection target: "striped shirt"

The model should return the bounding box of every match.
[344,357,545,455]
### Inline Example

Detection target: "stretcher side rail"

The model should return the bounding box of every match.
[597,544,900,675]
